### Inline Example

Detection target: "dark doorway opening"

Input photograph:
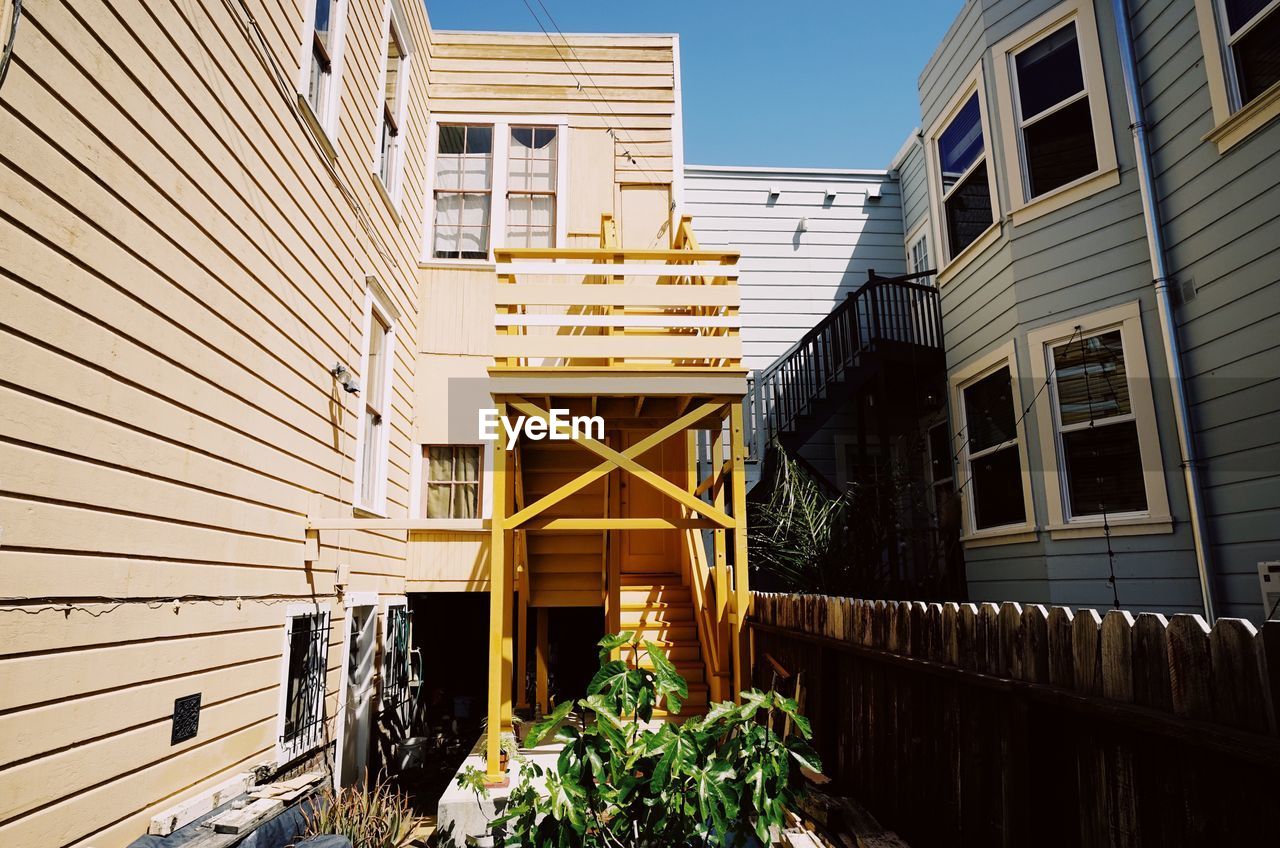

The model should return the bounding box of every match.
[545,606,605,706]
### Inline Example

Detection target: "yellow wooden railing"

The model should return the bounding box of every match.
[491,216,741,370]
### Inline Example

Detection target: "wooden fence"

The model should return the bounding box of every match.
[750,593,1280,847]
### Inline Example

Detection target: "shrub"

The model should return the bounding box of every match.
[300,780,416,848]
[473,631,820,847]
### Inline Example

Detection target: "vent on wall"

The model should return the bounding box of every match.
[1261,562,1280,620]
[172,693,201,744]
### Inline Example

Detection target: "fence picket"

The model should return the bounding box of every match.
[1020,605,1049,684]
[1209,618,1267,733]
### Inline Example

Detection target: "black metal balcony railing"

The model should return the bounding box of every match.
[748,269,941,454]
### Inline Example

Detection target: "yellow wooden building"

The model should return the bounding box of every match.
[0,0,749,843]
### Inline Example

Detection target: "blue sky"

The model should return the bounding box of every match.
[423,0,964,169]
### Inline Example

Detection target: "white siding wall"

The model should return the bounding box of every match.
[683,166,907,373]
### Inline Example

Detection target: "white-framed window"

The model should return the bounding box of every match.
[906,221,931,284]
[298,0,350,138]
[374,0,413,205]
[991,0,1119,222]
[354,283,397,514]
[924,64,1001,281]
[424,117,569,262]
[926,421,955,523]
[951,342,1035,540]
[1216,0,1280,109]
[381,597,413,722]
[1027,302,1172,537]
[423,445,482,518]
[1195,0,1280,150]
[276,604,331,763]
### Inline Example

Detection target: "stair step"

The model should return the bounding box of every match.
[635,645,700,663]
[636,659,705,684]
[620,602,694,620]
[529,553,600,574]
[621,623,697,642]
[619,572,684,586]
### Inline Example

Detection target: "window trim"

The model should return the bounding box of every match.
[296,0,351,143]
[275,603,332,765]
[353,280,398,516]
[905,219,932,284]
[949,340,1037,544]
[991,0,1120,225]
[1194,0,1280,152]
[421,115,570,265]
[420,444,484,519]
[923,63,1002,286]
[410,442,495,522]
[1026,301,1172,539]
[372,0,415,209]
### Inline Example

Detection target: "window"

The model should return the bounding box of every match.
[1194,0,1280,150]
[927,422,955,522]
[909,231,931,280]
[424,445,481,518]
[925,65,1001,279]
[277,607,330,761]
[506,127,559,248]
[382,599,413,724]
[300,0,349,136]
[427,118,567,262]
[961,366,1027,531]
[1028,302,1172,536]
[355,287,396,513]
[375,0,413,203]
[992,0,1119,220]
[1217,0,1280,108]
[433,125,493,259]
[937,94,993,259]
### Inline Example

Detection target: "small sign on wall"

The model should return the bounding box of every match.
[171,693,201,744]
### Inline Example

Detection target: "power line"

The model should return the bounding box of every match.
[517,0,673,197]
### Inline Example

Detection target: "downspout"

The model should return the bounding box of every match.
[1110,0,1217,622]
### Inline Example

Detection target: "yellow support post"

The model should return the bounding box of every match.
[516,562,529,711]
[486,402,509,785]
[729,403,752,698]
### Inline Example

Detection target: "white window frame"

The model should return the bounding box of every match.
[1194,0,1280,151]
[950,341,1037,544]
[275,602,332,765]
[906,219,931,281]
[1026,301,1172,539]
[421,115,570,266]
[353,280,398,516]
[373,0,414,208]
[296,0,351,144]
[990,0,1119,224]
[923,63,1002,286]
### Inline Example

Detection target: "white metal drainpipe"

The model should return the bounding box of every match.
[1111,0,1217,622]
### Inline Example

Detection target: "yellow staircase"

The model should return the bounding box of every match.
[520,442,606,608]
[620,571,710,716]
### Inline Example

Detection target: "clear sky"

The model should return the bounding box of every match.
[422,0,964,169]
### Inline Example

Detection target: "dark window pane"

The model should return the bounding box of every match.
[314,0,334,40]
[1233,7,1280,105]
[1224,0,1271,33]
[1062,421,1147,516]
[466,125,493,154]
[1015,22,1085,119]
[511,127,534,148]
[1024,97,1098,197]
[438,125,464,154]
[972,445,1026,529]
[944,161,993,257]
[963,366,1017,453]
[1052,329,1131,425]
[938,94,985,187]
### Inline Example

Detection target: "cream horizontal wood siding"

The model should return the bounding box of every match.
[0,1,679,845]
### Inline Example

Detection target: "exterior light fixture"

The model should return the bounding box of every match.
[330,362,361,394]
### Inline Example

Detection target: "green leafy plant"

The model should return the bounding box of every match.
[300,780,416,848]
[469,631,819,847]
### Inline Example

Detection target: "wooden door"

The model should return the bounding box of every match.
[619,431,683,574]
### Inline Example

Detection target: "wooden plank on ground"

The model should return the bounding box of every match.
[210,798,284,834]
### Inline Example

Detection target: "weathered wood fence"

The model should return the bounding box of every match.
[750,593,1280,847]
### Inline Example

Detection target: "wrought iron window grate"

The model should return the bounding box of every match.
[382,604,413,725]
[281,610,330,754]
